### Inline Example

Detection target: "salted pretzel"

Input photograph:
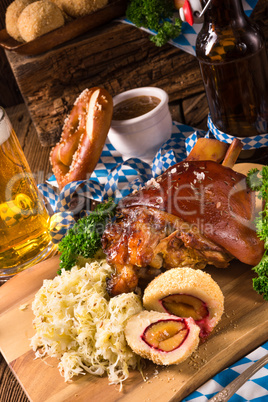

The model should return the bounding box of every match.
[50,87,113,190]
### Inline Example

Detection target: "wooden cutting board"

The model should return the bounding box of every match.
[0,254,267,402]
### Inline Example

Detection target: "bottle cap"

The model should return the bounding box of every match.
[179,0,206,25]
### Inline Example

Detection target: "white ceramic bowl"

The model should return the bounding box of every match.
[108,87,172,162]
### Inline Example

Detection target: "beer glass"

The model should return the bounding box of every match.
[0,107,56,280]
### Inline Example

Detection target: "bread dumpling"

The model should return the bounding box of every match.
[17,0,64,42]
[5,0,35,41]
[143,268,224,338]
[54,0,108,18]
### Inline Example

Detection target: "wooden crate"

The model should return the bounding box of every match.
[3,0,267,147]
[4,20,206,146]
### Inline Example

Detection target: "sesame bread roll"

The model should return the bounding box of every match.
[143,268,224,338]
[125,310,200,365]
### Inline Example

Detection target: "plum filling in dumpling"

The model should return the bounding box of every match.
[160,293,211,337]
[124,311,200,365]
[142,319,189,352]
[143,268,224,339]
[161,294,209,321]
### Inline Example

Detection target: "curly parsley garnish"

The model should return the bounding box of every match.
[126,0,182,47]
[247,166,268,300]
[58,198,116,274]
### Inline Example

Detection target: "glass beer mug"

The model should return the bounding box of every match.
[0,107,55,280]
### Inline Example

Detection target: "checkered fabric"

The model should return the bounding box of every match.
[39,114,268,242]
[119,0,257,56]
[38,121,197,242]
[41,121,196,208]
[183,342,268,402]
[49,211,76,244]
[207,114,268,150]
[38,119,268,398]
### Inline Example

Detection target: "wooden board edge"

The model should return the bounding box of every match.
[0,255,60,315]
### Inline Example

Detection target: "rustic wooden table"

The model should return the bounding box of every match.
[0,0,268,400]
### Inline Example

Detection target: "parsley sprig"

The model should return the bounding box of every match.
[57,198,116,274]
[126,0,182,47]
[247,166,268,300]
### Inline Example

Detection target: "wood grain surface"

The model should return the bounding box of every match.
[0,253,267,402]
[0,0,127,55]
[0,0,267,115]
[4,18,206,146]
[0,0,267,397]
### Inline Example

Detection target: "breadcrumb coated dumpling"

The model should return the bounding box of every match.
[17,0,65,42]
[143,268,224,338]
[56,0,108,18]
[5,0,35,41]
[49,0,73,21]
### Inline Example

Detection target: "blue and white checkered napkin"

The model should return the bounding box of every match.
[39,121,195,208]
[38,121,198,243]
[119,0,258,56]
[38,119,268,399]
[184,114,268,154]
[183,342,268,402]
[207,114,268,150]
[38,116,268,244]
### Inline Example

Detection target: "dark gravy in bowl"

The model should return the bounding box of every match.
[113,96,161,120]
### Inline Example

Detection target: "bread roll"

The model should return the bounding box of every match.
[17,0,64,42]
[55,0,108,18]
[5,0,35,41]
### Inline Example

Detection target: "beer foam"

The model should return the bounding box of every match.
[0,109,11,145]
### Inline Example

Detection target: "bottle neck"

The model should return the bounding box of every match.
[201,0,246,24]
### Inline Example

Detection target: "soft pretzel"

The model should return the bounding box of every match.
[50,87,113,190]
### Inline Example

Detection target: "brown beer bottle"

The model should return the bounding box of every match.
[196,0,268,163]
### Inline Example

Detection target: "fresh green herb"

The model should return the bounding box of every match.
[57,198,116,274]
[247,166,268,300]
[126,0,182,47]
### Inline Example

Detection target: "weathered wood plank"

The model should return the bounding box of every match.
[5,21,203,146]
[0,254,267,402]
[182,92,209,130]
[0,352,29,402]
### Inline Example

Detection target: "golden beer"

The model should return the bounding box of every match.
[0,107,55,280]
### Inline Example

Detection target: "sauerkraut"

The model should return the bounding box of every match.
[30,259,143,386]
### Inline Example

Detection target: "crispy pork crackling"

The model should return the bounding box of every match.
[118,161,263,266]
[102,160,264,296]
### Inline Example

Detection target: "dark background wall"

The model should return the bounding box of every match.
[0,0,23,107]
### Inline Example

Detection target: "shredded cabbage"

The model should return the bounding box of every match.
[30,259,143,386]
